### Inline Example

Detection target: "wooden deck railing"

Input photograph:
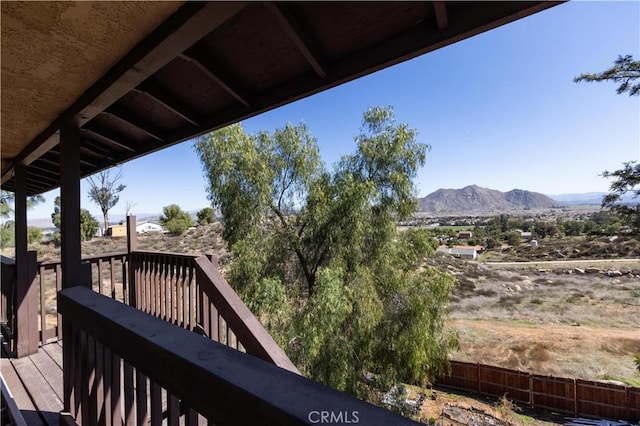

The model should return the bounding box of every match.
[58,286,417,426]
[129,251,298,372]
[36,252,129,344]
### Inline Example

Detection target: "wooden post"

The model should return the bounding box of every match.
[14,164,39,357]
[126,215,137,307]
[60,122,87,288]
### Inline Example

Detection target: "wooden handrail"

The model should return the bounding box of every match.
[59,287,418,426]
[131,249,199,260]
[194,255,300,373]
[38,251,128,267]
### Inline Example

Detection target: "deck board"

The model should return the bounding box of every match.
[30,348,64,401]
[1,356,46,426]
[11,357,61,426]
[42,342,63,370]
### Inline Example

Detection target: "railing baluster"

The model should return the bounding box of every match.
[175,259,180,326]
[169,257,175,324]
[150,381,162,426]
[98,258,104,295]
[149,255,155,315]
[94,340,105,426]
[135,371,148,426]
[39,265,46,342]
[184,406,198,426]
[110,257,116,300]
[56,264,62,337]
[103,343,112,426]
[111,353,122,426]
[123,362,135,426]
[88,334,98,425]
[167,256,172,323]
[168,393,180,426]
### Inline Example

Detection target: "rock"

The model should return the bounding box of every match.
[607,270,623,277]
[585,267,602,274]
[574,268,585,274]
[573,249,581,254]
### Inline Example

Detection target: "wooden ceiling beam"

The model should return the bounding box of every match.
[134,82,201,127]
[81,127,136,153]
[26,173,59,186]
[28,164,60,179]
[433,2,449,30]
[103,107,165,142]
[180,48,252,108]
[265,3,327,79]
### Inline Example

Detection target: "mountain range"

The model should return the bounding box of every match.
[418,185,564,214]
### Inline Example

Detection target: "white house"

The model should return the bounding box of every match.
[436,246,478,260]
[136,221,165,234]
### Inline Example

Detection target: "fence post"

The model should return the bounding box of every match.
[529,375,533,407]
[126,216,138,308]
[574,379,578,417]
[15,251,38,357]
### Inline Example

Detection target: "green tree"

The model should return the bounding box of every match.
[196,207,215,225]
[563,220,584,236]
[87,168,126,233]
[51,196,99,241]
[195,107,458,402]
[574,55,640,96]
[601,162,640,233]
[505,232,521,246]
[27,226,43,244]
[159,204,193,236]
[575,56,640,233]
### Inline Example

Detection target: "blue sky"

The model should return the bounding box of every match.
[27,1,640,221]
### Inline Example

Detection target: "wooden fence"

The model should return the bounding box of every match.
[437,361,640,421]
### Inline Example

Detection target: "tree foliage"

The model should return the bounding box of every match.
[195,107,458,402]
[51,196,99,241]
[159,204,193,235]
[574,55,640,96]
[87,169,126,232]
[1,190,45,219]
[27,226,43,244]
[196,207,215,225]
[602,161,640,232]
[575,56,640,233]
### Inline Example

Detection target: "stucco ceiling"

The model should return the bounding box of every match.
[1,1,183,170]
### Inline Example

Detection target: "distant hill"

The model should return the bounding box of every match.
[419,185,563,214]
[548,192,639,206]
[548,192,606,206]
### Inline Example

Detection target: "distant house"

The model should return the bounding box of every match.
[136,221,165,234]
[457,231,473,239]
[105,224,127,237]
[519,231,532,241]
[436,246,478,260]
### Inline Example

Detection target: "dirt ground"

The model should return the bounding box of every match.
[439,255,640,386]
[451,320,639,381]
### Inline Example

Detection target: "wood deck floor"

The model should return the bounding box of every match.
[1,341,63,426]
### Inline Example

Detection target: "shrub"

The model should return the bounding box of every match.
[27,226,43,244]
[196,207,215,225]
[160,204,194,236]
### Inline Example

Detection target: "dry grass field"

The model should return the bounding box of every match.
[432,253,640,387]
